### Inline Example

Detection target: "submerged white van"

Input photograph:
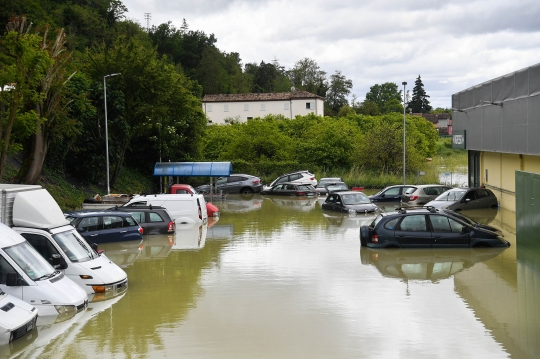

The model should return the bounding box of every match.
[0,223,88,316]
[0,185,128,299]
[124,193,208,225]
[0,291,38,345]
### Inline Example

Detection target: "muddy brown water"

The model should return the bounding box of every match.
[3,195,538,359]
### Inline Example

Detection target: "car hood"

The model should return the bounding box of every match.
[424,200,456,209]
[345,203,379,212]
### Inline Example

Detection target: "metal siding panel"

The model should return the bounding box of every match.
[492,77,504,103]
[482,103,501,127]
[473,85,482,107]
[466,88,474,109]
[452,93,460,109]
[481,126,501,152]
[501,125,528,153]
[501,73,515,101]
[502,97,528,126]
[515,68,529,99]
[530,63,540,96]
[527,96,540,154]
[482,82,492,103]
[465,107,482,150]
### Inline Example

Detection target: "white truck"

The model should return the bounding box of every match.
[0,184,128,301]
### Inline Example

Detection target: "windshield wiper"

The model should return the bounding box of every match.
[36,270,60,281]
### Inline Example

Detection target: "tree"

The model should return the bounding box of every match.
[326,70,352,114]
[356,100,380,115]
[287,58,327,96]
[364,82,402,114]
[409,75,432,113]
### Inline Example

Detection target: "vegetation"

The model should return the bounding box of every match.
[0,1,453,208]
[409,75,432,113]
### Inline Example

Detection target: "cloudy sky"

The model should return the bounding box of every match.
[120,0,540,109]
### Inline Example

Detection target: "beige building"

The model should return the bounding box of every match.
[202,90,324,124]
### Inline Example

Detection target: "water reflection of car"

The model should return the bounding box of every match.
[424,187,499,211]
[360,247,505,282]
[261,182,317,196]
[360,207,510,248]
[99,239,144,268]
[171,223,207,250]
[321,191,380,214]
[216,196,262,213]
[264,197,318,212]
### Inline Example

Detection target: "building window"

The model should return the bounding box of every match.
[284,102,290,110]
[207,104,212,112]
[247,117,253,121]
[261,103,266,111]
[208,120,212,124]
[224,104,229,112]
[306,102,312,109]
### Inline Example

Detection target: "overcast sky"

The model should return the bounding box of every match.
[120,0,540,109]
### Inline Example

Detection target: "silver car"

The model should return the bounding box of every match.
[424,187,499,211]
[403,184,452,206]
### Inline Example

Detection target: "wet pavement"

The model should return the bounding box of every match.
[2,194,539,359]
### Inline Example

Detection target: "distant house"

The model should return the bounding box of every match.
[202,90,324,124]
[411,113,452,135]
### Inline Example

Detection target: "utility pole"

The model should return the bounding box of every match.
[144,13,151,32]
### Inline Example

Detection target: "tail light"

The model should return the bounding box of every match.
[310,177,315,181]
[253,179,261,185]
[297,192,306,196]
[167,221,175,232]
[410,195,419,201]
[197,199,202,220]
[138,227,144,235]
[372,235,379,243]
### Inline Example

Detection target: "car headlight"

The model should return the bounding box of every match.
[54,304,77,316]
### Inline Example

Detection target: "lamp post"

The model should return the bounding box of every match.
[402,81,407,185]
[104,73,121,196]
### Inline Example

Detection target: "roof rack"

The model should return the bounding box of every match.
[395,207,407,214]
[424,205,438,213]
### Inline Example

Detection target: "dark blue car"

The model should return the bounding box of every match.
[65,210,144,244]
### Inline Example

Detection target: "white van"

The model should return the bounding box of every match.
[124,193,208,225]
[0,291,38,345]
[0,223,88,316]
[0,185,128,299]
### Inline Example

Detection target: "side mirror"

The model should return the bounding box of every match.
[380,193,385,198]
[464,198,471,203]
[6,272,19,286]
[50,253,68,269]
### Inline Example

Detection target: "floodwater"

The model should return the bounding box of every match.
[3,194,539,359]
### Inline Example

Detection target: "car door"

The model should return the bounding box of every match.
[214,177,229,193]
[75,216,102,244]
[225,176,247,194]
[323,193,342,211]
[394,214,432,248]
[378,187,403,202]
[475,189,498,209]
[428,214,470,248]
[460,190,482,210]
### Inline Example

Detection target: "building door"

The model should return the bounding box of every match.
[468,151,480,188]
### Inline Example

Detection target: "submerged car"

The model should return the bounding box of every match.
[65,210,144,244]
[322,191,380,214]
[107,206,176,235]
[402,184,452,206]
[359,207,510,248]
[261,182,317,196]
[195,174,263,195]
[424,187,498,211]
[317,181,349,196]
[369,185,417,203]
[316,177,344,195]
[264,170,317,190]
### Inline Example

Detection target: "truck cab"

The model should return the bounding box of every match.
[0,185,128,299]
[0,290,38,345]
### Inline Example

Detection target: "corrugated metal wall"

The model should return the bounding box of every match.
[452,62,540,155]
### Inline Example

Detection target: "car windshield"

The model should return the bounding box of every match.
[342,193,371,205]
[446,210,477,226]
[326,184,348,192]
[434,190,466,201]
[4,241,55,281]
[53,229,97,263]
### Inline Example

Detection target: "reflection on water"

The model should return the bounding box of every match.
[9,195,540,358]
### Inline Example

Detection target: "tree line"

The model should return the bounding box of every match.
[0,0,440,189]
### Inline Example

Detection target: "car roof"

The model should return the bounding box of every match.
[320,177,342,181]
[65,210,134,217]
[281,170,312,176]
[329,190,365,195]
[111,205,167,211]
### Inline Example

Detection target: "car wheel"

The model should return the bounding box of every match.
[240,188,254,194]
[360,226,369,247]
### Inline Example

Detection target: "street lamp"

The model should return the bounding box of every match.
[402,81,407,185]
[103,73,121,196]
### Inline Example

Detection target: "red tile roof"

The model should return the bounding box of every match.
[202,90,323,103]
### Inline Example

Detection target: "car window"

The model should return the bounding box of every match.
[124,216,138,226]
[286,184,296,190]
[130,211,145,223]
[23,233,61,261]
[0,255,17,284]
[463,191,476,201]
[326,194,338,203]
[384,218,400,230]
[429,215,452,232]
[398,215,427,232]
[342,193,370,205]
[448,218,466,233]
[435,190,466,201]
[383,187,401,196]
[289,174,301,181]
[276,176,288,184]
[78,217,101,231]
[149,212,164,222]
[216,177,227,185]
[423,187,440,195]
[174,189,189,194]
[371,214,384,228]
[298,185,312,191]
[403,186,416,194]
[103,216,124,229]
[127,201,147,207]
[273,184,285,190]
[476,189,491,198]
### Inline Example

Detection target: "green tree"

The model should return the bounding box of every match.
[326,70,352,114]
[287,58,327,96]
[409,75,432,113]
[364,82,402,114]
[356,100,380,115]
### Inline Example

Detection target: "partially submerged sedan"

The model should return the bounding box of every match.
[260,182,317,196]
[359,207,510,248]
[322,191,380,214]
